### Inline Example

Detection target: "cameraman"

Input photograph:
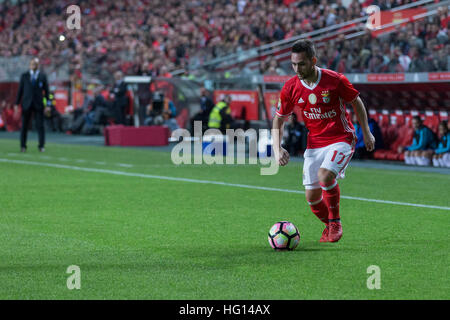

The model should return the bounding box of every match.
[144,92,178,132]
[144,91,165,126]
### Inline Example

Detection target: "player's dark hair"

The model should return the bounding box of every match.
[412,115,422,123]
[291,40,316,59]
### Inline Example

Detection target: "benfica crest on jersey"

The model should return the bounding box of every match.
[321,90,330,103]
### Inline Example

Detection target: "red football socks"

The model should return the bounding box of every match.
[308,195,329,225]
[320,179,341,221]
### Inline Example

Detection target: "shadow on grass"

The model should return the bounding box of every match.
[0,240,360,275]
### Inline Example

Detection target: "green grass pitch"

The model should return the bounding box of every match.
[0,138,449,299]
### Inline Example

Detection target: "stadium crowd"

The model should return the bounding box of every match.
[0,0,448,82]
[315,8,449,74]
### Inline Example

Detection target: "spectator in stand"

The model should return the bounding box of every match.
[282,113,306,156]
[259,59,269,75]
[144,91,176,128]
[432,121,450,168]
[264,57,286,75]
[69,88,93,134]
[401,116,437,166]
[191,87,214,134]
[159,66,172,78]
[162,100,179,132]
[352,112,384,159]
[44,91,63,132]
[1,0,447,82]
[91,85,112,128]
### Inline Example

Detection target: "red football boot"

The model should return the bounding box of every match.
[319,225,329,242]
[328,221,343,243]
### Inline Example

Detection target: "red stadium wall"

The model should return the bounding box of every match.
[0,83,19,105]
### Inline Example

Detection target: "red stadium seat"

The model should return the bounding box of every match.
[390,110,405,127]
[377,110,390,127]
[385,150,400,161]
[373,150,387,160]
[439,110,448,122]
[423,110,439,132]
[381,124,397,147]
[398,124,414,147]
[374,121,414,161]
[404,112,413,127]
[410,110,420,118]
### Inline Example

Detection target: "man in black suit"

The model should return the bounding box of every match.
[109,71,128,125]
[15,57,51,152]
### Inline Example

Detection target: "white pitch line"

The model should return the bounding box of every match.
[1,158,449,211]
[116,163,133,168]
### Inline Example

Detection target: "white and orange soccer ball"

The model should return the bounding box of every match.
[268,221,300,251]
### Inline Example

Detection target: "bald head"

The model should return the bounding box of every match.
[114,71,123,81]
[29,57,39,71]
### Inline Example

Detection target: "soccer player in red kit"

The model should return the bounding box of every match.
[272,40,375,243]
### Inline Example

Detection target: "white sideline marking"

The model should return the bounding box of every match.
[116,163,133,168]
[1,158,449,211]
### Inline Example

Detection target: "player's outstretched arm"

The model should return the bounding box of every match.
[272,115,290,166]
[351,97,375,152]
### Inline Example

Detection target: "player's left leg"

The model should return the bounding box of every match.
[318,142,354,242]
[303,148,330,242]
[305,188,330,242]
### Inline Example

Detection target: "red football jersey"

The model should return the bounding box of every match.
[276,67,359,149]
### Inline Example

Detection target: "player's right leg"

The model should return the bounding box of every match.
[305,188,329,242]
[318,142,354,242]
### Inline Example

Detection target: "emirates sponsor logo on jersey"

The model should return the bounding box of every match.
[303,107,337,120]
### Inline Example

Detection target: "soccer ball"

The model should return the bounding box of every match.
[268,221,300,251]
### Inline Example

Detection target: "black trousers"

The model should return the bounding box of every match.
[114,102,126,125]
[20,105,45,149]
